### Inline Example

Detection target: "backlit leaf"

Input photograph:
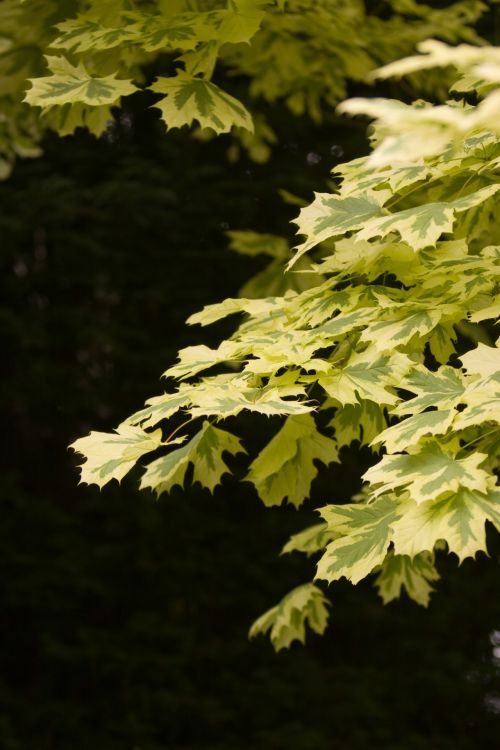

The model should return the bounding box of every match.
[316,495,404,584]
[151,73,253,134]
[70,424,164,488]
[249,583,330,651]
[290,190,389,265]
[365,441,495,504]
[140,421,245,495]
[25,56,138,107]
[392,487,500,561]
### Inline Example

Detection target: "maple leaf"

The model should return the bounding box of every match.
[392,366,466,416]
[137,12,201,52]
[70,424,164,488]
[165,341,247,379]
[249,583,330,651]
[125,391,192,430]
[246,414,338,507]
[226,230,289,259]
[316,495,404,584]
[52,14,141,53]
[374,39,491,80]
[151,73,253,134]
[374,551,440,607]
[25,56,138,107]
[453,377,500,431]
[281,523,337,556]
[328,400,387,448]
[184,375,312,419]
[373,410,455,454]
[319,350,411,406]
[187,295,282,327]
[360,309,442,350]
[392,487,500,562]
[139,2,265,51]
[357,185,500,250]
[290,190,390,265]
[460,342,500,378]
[364,440,495,504]
[140,421,245,495]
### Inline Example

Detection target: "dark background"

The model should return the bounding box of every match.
[1,77,500,748]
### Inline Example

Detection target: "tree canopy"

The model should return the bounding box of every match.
[2,0,499,651]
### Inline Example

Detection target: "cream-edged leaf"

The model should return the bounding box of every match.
[290,190,389,266]
[151,73,253,134]
[357,186,500,250]
[460,342,500,378]
[140,421,245,495]
[392,366,465,416]
[187,295,282,326]
[360,308,442,350]
[319,351,412,406]
[25,56,138,107]
[70,424,163,488]
[364,441,495,504]
[373,409,455,454]
[392,487,500,562]
[316,495,404,584]
[52,14,141,53]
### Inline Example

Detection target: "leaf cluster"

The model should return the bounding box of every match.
[72,44,500,648]
[0,0,488,174]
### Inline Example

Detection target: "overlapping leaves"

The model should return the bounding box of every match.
[0,0,489,173]
[70,41,500,649]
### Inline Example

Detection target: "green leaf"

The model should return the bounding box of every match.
[151,73,253,134]
[249,583,330,651]
[139,3,265,52]
[140,421,245,495]
[25,56,138,107]
[246,414,338,507]
[374,551,440,606]
[70,424,164,488]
